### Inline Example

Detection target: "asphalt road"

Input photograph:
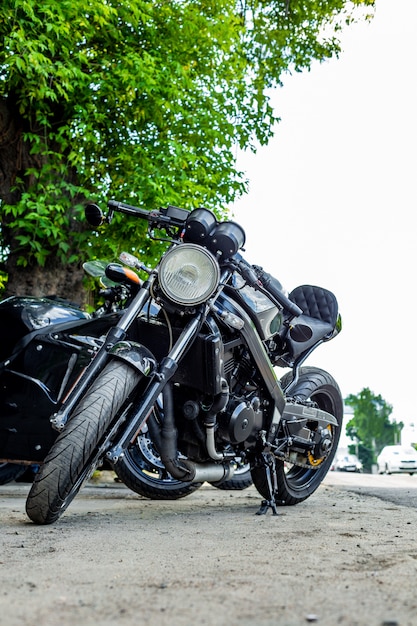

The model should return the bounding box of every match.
[325,470,417,508]
[1,471,417,626]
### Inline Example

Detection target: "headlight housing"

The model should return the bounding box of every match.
[158,243,220,306]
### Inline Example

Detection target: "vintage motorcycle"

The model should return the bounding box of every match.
[0,251,251,494]
[25,199,343,524]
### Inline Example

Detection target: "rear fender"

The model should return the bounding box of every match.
[109,341,157,376]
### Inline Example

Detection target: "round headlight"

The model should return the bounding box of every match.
[158,243,220,306]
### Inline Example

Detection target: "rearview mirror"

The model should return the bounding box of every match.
[85,204,104,227]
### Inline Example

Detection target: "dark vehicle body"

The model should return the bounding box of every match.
[0,296,120,466]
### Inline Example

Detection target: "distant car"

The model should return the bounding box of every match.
[377,445,417,475]
[333,454,363,473]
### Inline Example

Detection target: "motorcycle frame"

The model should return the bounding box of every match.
[46,264,291,468]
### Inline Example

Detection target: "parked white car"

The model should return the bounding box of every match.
[376,445,417,475]
[333,454,363,473]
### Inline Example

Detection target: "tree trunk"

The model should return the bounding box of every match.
[0,96,86,305]
[0,96,27,206]
[4,259,87,306]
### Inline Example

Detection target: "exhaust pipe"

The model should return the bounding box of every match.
[159,385,191,481]
[189,461,235,484]
[158,384,235,484]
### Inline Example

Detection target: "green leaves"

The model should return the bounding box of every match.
[3,188,77,266]
[0,0,375,290]
[345,388,402,461]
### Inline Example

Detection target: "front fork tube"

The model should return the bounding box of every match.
[50,283,153,431]
[106,313,204,464]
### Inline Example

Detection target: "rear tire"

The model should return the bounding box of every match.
[25,361,140,524]
[251,366,343,506]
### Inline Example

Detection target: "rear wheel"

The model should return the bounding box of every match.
[251,367,343,506]
[25,361,140,524]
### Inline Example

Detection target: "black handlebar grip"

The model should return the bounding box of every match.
[259,271,303,318]
[107,200,155,220]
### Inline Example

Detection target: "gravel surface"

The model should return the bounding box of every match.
[1,472,416,626]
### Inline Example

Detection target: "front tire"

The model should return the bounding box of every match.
[26,361,140,524]
[251,367,343,506]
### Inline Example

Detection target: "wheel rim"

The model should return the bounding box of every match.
[130,429,181,483]
[121,421,192,487]
[283,388,340,493]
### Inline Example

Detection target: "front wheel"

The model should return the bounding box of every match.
[251,367,343,506]
[114,407,252,498]
[26,361,141,524]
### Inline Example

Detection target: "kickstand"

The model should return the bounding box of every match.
[256,499,278,515]
[255,455,279,516]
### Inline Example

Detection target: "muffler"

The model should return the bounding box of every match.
[188,462,235,484]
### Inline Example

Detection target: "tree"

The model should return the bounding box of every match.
[345,388,403,470]
[0,0,375,303]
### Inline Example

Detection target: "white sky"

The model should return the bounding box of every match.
[231,0,417,427]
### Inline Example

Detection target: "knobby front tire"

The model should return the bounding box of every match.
[251,366,343,507]
[25,361,140,525]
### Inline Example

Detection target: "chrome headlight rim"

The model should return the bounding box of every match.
[158,243,221,307]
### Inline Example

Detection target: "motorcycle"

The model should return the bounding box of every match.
[25,199,343,524]
[0,254,251,494]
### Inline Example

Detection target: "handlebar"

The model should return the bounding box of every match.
[84,201,189,230]
[107,200,189,229]
[86,200,303,319]
[256,268,303,318]
[237,259,303,319]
